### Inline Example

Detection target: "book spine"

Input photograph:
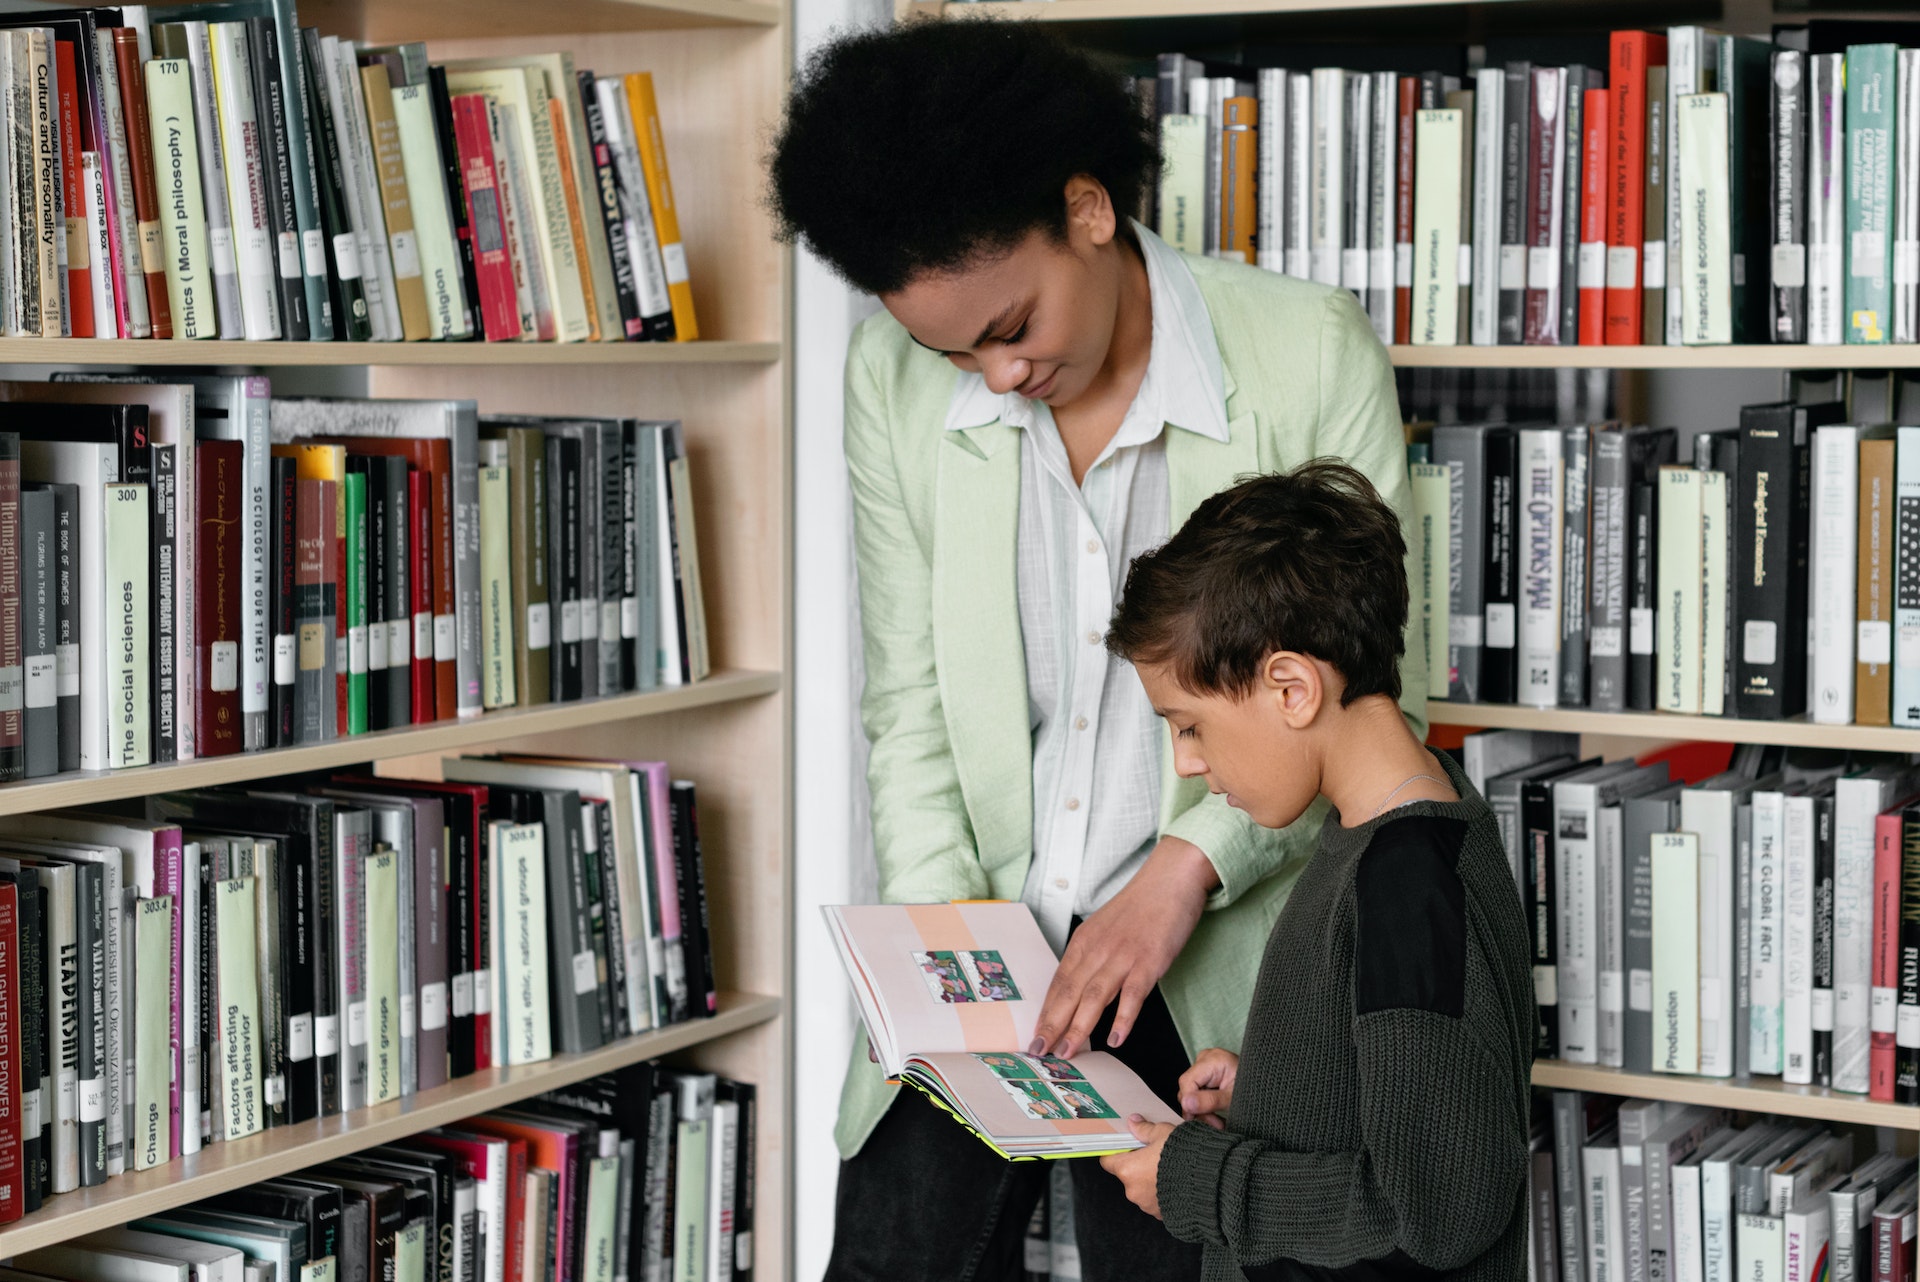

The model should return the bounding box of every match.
[0,882,20,1220]
[1774,50,1809,342]
[105,482,149,768]
[1848,44,1897,344]
[1659,465,1704,715]
[1677,93,1733,344]
[150,444,175,765]
[1366,72,1394,340]
[82,152,116,337]
[365,844,399,1103]
[111,30,171,338]
[1738,410,1795,718]
[576,73,638,339]
[26,32,58,339]
[1898,810,1920,1101]
[1220,96,1257,266]
[1518,428,1563,708]
[1752,793,1786,1074]
[1814,796,1838,1084]
[1786,795,1818,1085]
[1861,438,1896,725]
[1816,428,1862,724]
[393,83,467,339]
[1411,463,1451,701]
[1607,32,1658,344]
[1393,75,1414,340]
[1590,431,1629,710]
[298,27,368,340]
[480,464,515,708]
[271,456,295,744]
[213,875,262,1139]
[180,22,242,339]
[1430,429,1484,698]
[209,23,279,340]
[1654,831,1702,1073]
[53,42,86,338]
[1873,810,1903,1099]
[385,458,412,726]
[1524,66,1565,344]
[1560,68,1587,344]
[1809,54,1845,344]
[411,466,433,722]
[1642,66,1667,344]
[1561,425,1591,706]
[266,10,331,338]
[145,59,214,337]
[94,30,145,337]
[71,867,101,1186]
[346,467,369,732]
[1834,781,1882,1093]
[1411,108,1463,346]
[20,490,50,778]
[323,38,395,342]
[1498,62,1529,344]
[451,94,520,342]
[1470,67,1501,343]
[1580,86,1609,344]
[0,445,17,782]
[247,19,305,340]
[1310,69,1343,288]
[360,61,431,340]
[196,442,241,756]
[1286,71,1312,280]
[1557,783,1600,1062]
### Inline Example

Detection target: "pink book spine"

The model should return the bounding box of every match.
[154,832,184,1159]
[637,762,683,946]
[1873,810,1904,1101]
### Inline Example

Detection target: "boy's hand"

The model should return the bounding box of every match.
[1178,1048,1239,1129]
[1031,836,1217,1058]
[1100,1116,1175,1220]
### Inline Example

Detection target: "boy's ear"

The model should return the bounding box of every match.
[1261,650,1322,728]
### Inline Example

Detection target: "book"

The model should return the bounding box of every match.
[144,57,214,337]
[1653,830,1703,1074]
[1809,54,1845,345]
[1607,30,1667,344]
[1773,49,1809,343]
[1847,45,1898,344]
[825,902,1178,1158]
[1518,426,1564,707]
[1411,108,1464,345]
[1676,93,1732,344]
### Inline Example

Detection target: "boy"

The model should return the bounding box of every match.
[1100,462,1535,1282]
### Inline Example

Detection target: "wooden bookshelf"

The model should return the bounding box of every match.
[1388,344,1920,369]
[898,0,1530,21]
[0,338,783,366]
[1424,700,1920,752]
[0,994,784,1260]
[1532,1062,1920,1131]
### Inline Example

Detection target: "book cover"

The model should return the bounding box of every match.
[246,19,307,342]
[104,481,149,769]
[1677,93,1733,344]
[1525,65,1567,344]
[1809,54,1845,344]
[1658,465,1704,714]
[132,894,171,1171]
[1773,50,1809,343]
[197,439,242,757]
[1642,65,1667,345]
[20,486,51,778]
[1607,31,1667,344]
[1411,108,1463,346]
[1847,44,1897,344]
[111,28,171,338]
[1517,432,1564,708]
[145,58,213,337]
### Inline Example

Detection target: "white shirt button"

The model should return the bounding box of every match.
[1086,630,1101,645]
[1054,878,1070,890]
[1066,798,1081,811]
[1075,716,1089,731]
[1086,539,1100,554]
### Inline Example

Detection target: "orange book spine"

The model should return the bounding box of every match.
[623,72,697,340]
[1578,87,1610,345]
[1603,30,1665,344]
[1220,96,1257,263]
[1858,436,1896,725]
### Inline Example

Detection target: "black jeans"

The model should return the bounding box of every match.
[824,981,1203,1282]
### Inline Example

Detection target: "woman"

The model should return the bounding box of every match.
[769,19,1426,1282]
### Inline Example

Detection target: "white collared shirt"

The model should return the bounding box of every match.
[942,223,1231,951]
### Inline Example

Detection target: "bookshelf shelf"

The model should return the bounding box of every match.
[1423,700,1920,750]
[1389,344,1920,370]
[899,0,1521,21]
[0,669,782,819]
[1531,1061,1920,1130]
[0,338,783,367]
[315,0,784,40]
[0,993,784,1260]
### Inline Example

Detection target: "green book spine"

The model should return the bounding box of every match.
[363,845,399,1105]
[479,464,514,709]
[345,470,368,734]
[1847,43,1898,343]
[214,875,263,1140]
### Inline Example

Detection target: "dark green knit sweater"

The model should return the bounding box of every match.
[1157,748,1535,1282]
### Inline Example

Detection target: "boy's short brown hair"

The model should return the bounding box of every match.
[1106,460,1408,705]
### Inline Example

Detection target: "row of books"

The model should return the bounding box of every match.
[0,380,710,783]
[1463,727,1920,1094]
[0,2,697,345]
[1146,26,1920,347]
[1403,405,1920,726]
[0,751,721,1219]
[0,1062,755,1282]
[1538,1093,1913,1282]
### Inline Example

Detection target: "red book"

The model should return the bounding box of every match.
[1873,808,1907,1100]
[409,466,434,724]
[1874,1193,1915,1282]
[54,42,91,338]
[0,882,20,1223]
[451,93,521,342]
[1523,68,1563,344]
[1578,87,1611,345]
[196,439,243,755]
[111,28,172,339]
[1604,31,1665,344]
[415,1130,527,1282]
[1393,76,1417,345]
[465,1116,584,1282]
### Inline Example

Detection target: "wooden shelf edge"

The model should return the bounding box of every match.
[917,0,1528,20]
[1532,1060,1919,1129]
[0,669,781,819]
[0,993,782,1257]
[1390,344,1920,369]
[1425,700,1920,750]
[0,339,782,368]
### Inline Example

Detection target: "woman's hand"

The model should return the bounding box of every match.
[1178,1048,1239,1129]
[1099,1116,1175,1219]
[1030,836,1218,1058]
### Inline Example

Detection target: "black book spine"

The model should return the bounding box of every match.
[197,843,215,1141]
[1523,776,1558,1056]
[1484,428,1518,704]
[561,793,600,1050]
[1899,809,1920,1102]
[1814,792,1836,1086]
[1560,425,1591,707]
[272,455,297,747]
[619,426,638,691]
[591,799,626,1040]
[73,863,103,1186]
[562,440,583,701]
[445,802,475,1079]
[576,71,644,341]
[151,443,175,763]
[726,1079,755,1282]
[385,457,410,730]
[598,428,623,697]
[1736,405,1796,719]
[661,430,690,685]
[1559,67,1589,345]
[357,456,389,730]
[12,872,43,1207]
[308,801,338,1118]
[1498,61,1532,345]
[1628,479,1659,710]
[248,17,307,341]
[1731,46,1774,344]
[428,65,481,341]
[300,27,371,341]
[669,780,716,1018]
[284,840,317,1124]
[1772,49,1808,343]
[1709,431,1743,717]
[48,484,74,773]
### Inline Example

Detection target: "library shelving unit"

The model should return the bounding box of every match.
[0,0,795,1268]
[908,0,1920,1138]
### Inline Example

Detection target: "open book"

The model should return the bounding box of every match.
[824,901,1180,1159]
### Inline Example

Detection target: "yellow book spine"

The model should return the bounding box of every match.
[623,71,697,340]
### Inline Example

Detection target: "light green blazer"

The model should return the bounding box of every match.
[835,252,1428,1158]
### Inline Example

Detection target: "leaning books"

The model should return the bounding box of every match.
[822,901,1178,1159]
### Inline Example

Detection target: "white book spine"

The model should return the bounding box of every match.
[93,30,149,338]
[1341,75,1367,293]
[1808,55,1845,345]
[1558,780,1602,1062]
[1750,791,1786,1075]
[1893,428,1920,726]
[1683,790,1737,1077]
[1737,1216,1784,1282]
[1471,66,1503,344]
[1590,1144,1625,1282]
[1700,470,1729,717]
[1783,793,1817,1085]
[82,151,117,337]
[1832,775,1891,1093]
[1677,93,1733,344]
[1653,831,1702,1074]
[183,22,241,338]
[318,37,386,339]
[1659,466,1705,715]
[332,40,402,341]
[1413,109,1464,345]
[1309,68,1345,287]
[131,895,171,1171]
[1812,427,1861,723]
[209,25,280,340]
[1285,71,1312,279]
[1367,70,1396,341]
[1257,68,1285,273]
[1674,1163,1706,1282]
[1665,28,1699,345]
[1599,802,1628,1067]
[496,821,551,1066]
[179,841,201,1156]
[1702,1158,1735,1282]
[213,875,262,1140]
[104,483,150,770]
[43,867,76,1191]
[1518,429,1564,707]
[1785,1202,1831,1282]
[706,1099,738,1282]
[364,845,400,1105]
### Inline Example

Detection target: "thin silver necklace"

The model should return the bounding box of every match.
[1368,772,1449,821]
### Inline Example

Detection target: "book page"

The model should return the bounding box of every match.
[905,1050,1181,1155]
